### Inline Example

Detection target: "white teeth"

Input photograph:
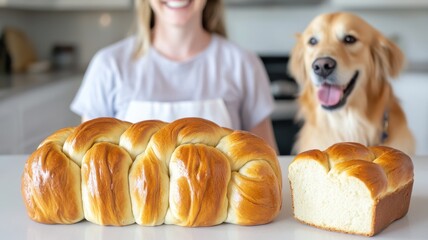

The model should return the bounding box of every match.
[165,0,190,8]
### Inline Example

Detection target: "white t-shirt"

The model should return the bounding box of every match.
[71,34,274,131]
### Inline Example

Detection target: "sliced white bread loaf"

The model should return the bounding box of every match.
[288,142,413,236]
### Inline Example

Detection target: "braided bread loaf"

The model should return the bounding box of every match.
[288,142,414,236]
[21,117,282,227]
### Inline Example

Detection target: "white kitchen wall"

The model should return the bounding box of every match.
[0,9,28,28]
[2,6,428,68]
[0,9,133,68]
[226,6,428,65]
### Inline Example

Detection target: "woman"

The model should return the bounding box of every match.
[71,0,278,152]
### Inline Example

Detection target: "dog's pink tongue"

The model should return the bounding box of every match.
[317,84,343,106]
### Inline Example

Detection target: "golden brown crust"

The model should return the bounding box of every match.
[166,144,230,226]
[292,149,329,172]
[216,131,280,179]
[81,142,134,226]
[216,131,282,225]
[325,142,376,167]
[21,142,83,224]
[129,148,169,226]
[291,142,413,198]
[63,117,131,166]
[370,146,414,192]
[332,160,388,198]
[119,120,167,160]
[372,181,413,236]
[22,117,282,227]
[227,160,282,225]
[147,117,232,166]
[38,127,75,148]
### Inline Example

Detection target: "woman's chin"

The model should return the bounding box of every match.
[163,16,195,28]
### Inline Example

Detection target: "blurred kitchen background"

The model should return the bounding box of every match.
[1,0,427,155]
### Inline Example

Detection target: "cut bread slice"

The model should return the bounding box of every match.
[288,142,413,236]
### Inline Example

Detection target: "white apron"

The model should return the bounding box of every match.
[123,98,233,129]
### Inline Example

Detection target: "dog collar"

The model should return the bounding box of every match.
[381,109,389,143]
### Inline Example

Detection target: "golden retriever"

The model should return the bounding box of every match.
[289,12,415,155]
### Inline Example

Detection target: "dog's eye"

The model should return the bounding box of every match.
[343,35,357,44]
[308,37,318,46]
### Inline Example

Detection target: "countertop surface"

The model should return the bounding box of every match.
[1,155,427,240]
[0,71,83,100]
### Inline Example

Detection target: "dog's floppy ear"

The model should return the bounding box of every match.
[288,33,307,85]
[371,33,405,79]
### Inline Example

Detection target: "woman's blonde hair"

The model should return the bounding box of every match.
[133,0,227,58]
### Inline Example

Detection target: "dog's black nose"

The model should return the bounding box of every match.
[312,57,336,78]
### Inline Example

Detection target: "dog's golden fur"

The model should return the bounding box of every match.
[289,12,415,155]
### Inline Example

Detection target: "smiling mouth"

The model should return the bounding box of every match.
[163,0,192,9]
[317,71,359,110]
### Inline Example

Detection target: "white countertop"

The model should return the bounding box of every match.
[0,71,83,100]
[1,155,427,240]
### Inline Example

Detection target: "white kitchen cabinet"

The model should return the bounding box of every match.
[0,75,81,154]
[224,0,323,6]
[392,72,428,156]
[329,0,428,9]
[0,100,20,154]
[54,0,131,10]
[0,0,131,10]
